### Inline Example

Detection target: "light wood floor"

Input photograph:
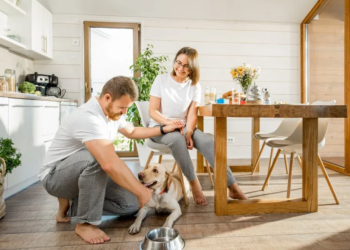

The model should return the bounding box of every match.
[1,158,350,250]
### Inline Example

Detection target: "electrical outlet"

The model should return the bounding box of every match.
[227,137,234,144]
[72,39,80,46]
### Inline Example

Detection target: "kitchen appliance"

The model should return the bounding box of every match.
[25,72,60,96]
[46,86,66,98]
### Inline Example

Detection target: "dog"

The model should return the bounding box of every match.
[128,163,190,235]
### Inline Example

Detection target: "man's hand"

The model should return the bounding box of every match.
[185,130,194,150]
[163,122,184,135]
[166,119,184,127]
[137,186,153,208]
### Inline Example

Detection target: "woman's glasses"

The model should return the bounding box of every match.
[174,60,191,70]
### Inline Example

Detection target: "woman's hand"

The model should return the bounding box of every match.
[186,130,194,150]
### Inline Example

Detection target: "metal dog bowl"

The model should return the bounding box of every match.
[140,227,185,250]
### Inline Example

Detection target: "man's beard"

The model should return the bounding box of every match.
[106,103,123,121]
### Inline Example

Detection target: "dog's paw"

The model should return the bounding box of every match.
[128,223,141,235]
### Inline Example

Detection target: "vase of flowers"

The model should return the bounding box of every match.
[230,63,261,95]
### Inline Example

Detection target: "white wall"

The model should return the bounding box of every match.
[34,14,300,159]
[0,46,34,88]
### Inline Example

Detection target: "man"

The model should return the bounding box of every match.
[38,76,183,244]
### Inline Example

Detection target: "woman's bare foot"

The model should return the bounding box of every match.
[228,183,247,200]
[56,198,71,223]
[190,179,207,205]
[75,223,111,244]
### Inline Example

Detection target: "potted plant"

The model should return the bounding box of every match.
[0,138,22,219]
[126,44,168,165]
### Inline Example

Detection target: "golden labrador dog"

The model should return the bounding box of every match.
[128,163,190,234]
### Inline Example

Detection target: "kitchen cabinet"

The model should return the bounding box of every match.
[60,102,78,124]
[2,96,76,199]
[0,97,9,190]
[42,101,59,136]
[30,0,52,58]
[7,99,42,196]
[7,0,53,59]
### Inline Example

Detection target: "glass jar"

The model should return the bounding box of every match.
[209,87,216,103]
[233,92,240,104]
[4,69,16,92]
[205,86,210,105]
[0,76,9,92]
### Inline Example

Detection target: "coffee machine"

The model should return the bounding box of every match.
[25,72,59,96]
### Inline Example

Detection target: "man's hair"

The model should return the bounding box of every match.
[101,76,138,101]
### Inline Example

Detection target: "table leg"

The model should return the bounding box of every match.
[302,118,318,212]
[214,117,227,215]
[197,116,204,173]
[252,117,260,172]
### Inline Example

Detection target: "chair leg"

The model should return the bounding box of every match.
[296,155,303,169]
[266,147,275,186]
[205,160,214,187]
[158,155,162,163]
[251,141,266,175]
[283,154,289,174]
[317,154,339,204]
[144,151,154,169]
[171,161,177,173]
[287,153,295,198]
[176,163,189,206]
[262,149,281,190]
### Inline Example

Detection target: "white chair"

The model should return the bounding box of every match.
[261,100,339,204]
[251,118,303,177]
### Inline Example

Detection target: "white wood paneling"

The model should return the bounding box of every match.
[143,19,300,32]
[144,27,299,45]
[34,14,299,158]
[53,23,82,37]
[146,40,299,57]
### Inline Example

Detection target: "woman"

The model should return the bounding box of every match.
[149,47,247,205]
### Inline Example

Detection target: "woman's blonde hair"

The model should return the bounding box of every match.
[171,47,200,86]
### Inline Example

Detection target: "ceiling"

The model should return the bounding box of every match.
[37,0,319,23]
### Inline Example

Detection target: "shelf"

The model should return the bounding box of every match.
[0,0,26,16]
[0,33,25,49]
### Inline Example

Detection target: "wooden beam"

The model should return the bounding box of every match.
[214,117,228,215]
[323,161,350,177]
[199,104,347,118]
[226,199,309,215]
[252,118,260,171]
[197,116,204,173]
[302,118,318,212]
[345,0,350,174]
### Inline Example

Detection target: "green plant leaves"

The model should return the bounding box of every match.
[125,44,169,150]
[0,138,22,176]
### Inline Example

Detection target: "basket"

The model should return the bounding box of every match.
[0,157,6,220]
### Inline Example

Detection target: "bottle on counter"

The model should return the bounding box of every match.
[205,86,210,105]
[209,86,216,103]
[4,69,16,92]
[0,76,9,92]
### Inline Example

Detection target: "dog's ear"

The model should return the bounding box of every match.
[166,171,172,192]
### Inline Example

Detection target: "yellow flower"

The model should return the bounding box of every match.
[230,69,238,78]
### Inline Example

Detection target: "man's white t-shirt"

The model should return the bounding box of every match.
[148,73,201,127]
[38,97,128,181]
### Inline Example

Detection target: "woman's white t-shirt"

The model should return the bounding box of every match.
[148,73,201,127]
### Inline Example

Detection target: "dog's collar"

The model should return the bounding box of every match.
[159,181,172,195]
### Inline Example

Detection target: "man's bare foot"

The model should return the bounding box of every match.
[190,179,207,205]
[75,223,111,244]
[228,183,247,200]
[56,198,71,223]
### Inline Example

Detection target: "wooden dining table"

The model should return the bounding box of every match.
[198,104,347,215]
